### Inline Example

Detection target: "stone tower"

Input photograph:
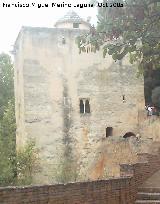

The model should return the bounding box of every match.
[14,11,144,184]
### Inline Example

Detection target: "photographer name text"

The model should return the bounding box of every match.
[1,2,124,8]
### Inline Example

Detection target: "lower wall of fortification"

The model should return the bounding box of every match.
[0,178,135,204]
[1,152,160,204]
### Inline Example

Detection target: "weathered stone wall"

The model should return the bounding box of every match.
[138,111,160,141]
[14,30,28,148]
[14,26,144,184]
[79,137,156,181]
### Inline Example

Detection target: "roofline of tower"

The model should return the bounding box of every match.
[54,20,91,28]
[12,26,90,55]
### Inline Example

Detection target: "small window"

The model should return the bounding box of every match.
[122,95,126,103]
[73,23,79,28]
[106,127,113,137]
[85,100,90,113]
[62,37,66,44]
[80,100,84,113]
[79,99,90,114]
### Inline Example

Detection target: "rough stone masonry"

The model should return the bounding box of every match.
[14,11,148,184]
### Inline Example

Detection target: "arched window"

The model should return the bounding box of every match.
[79,98,90,114]
[80,99,84,113]
[123,132,136,139]
[85,100,90,113]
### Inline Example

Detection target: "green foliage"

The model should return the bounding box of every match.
[79,0,160,72]
[0,53,16,186]
[53,154,78,184]
[0,100,16,186]
[0,140,16,185]
[16,140,38,185]
[0,53,38,186]
[0,53,14,119]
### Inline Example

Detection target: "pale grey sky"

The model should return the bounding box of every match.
[0,0,98,54]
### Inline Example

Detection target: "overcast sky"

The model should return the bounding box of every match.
[0,0,98,54]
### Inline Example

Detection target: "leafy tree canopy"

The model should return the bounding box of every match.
[0,53,16,185]
[0,53,14,119]
[0,53,38,186]
[77,0,160,73]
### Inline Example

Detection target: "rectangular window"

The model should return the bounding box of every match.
[106,127,113,137]
[73,23,79,28]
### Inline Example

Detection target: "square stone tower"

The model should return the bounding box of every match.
[13,11,144,184]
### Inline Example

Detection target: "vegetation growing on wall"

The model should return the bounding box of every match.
[54,157,79,184]
[16,140,38,185]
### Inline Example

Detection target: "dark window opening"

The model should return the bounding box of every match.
[62,37,66,44]
[106,127,113,137]
[85,100,90,113]
[80,100,84,113]
[73,23,79,28]
[123,132,136,139]
[122,95,126,103]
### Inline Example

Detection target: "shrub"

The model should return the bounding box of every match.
[16,140,38,185]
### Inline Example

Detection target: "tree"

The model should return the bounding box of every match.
[0,53,38,186]
[152,86,160,108]
[16,140,38,185]
[0,53,16,185]
[77,0,160,73]
[0,53,14,119]
[0,100,16,185]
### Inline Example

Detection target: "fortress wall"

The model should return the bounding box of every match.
[14,27,144,184]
